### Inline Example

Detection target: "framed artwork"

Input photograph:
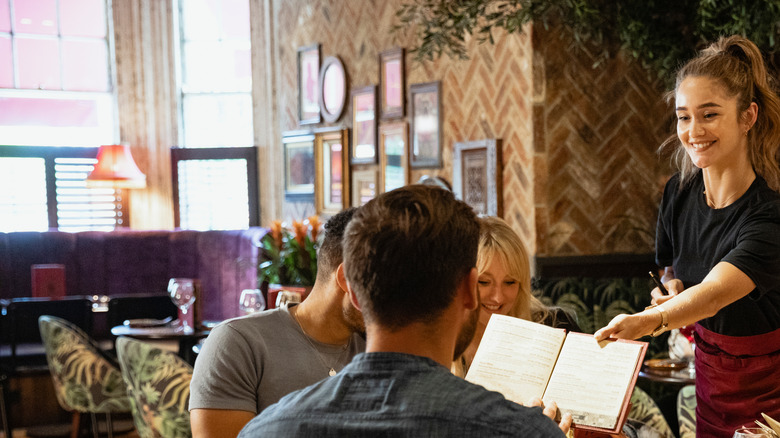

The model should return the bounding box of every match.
[350,85,378,164]
[315,128,350,215]
[282,131,316,200]
[409,81,442,168]
[352,168,378,206]
[379,122,408,193]
[319,56,348,123]
[452,139,503,216]
[379,48,405,120]
[297,44,321,125]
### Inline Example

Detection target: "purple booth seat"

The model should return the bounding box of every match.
[0,228,267,322]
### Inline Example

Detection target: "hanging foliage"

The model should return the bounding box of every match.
[394,0,780,85]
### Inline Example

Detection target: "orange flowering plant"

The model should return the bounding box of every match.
[256,216,322,287]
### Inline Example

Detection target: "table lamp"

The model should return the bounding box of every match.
[86,144,147,188]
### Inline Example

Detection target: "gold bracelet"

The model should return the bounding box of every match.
[645,304,668,337]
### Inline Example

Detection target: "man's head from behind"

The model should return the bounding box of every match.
[344,185,479,330]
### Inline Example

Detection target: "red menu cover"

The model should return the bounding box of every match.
[31,264,66,298]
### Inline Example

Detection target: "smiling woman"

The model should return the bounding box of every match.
[452,216,580,378]
[596,35,780,437]
[673,76,757,207]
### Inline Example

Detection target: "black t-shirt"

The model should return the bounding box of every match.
[656,172,780,336]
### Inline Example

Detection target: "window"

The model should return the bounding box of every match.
[0,146,129,232]
[171,147,258,230]
[175,0,257,230]
[0,1,121,232]
[178,0,252,147]
[0,0,115,147]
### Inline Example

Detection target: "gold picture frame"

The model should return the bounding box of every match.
[351,168,378,207]
[315,128,350,215]
[379,122,408,193]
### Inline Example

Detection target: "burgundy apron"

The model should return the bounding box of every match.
[693,324,780,438]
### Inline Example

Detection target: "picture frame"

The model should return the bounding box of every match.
[282,131,316,201]
[352,168,378,207]
[297,43,321,125]
[350,85,378,164]
[379,122,408,193]
[409,81,442,168]
[379,48,405,120]
[452,138,503,216]
[319,56,348,123]
[315,128,350,215]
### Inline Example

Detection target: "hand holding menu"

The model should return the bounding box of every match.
[465,314,647,434]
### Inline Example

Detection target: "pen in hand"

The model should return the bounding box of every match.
[649,271,668,295]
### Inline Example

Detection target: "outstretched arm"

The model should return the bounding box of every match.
[595,262,755,341]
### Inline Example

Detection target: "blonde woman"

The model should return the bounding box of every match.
[453,216,579,377]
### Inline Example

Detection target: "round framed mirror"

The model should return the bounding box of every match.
[319,56,348,123]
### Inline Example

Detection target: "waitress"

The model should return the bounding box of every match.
[595,35,780,437]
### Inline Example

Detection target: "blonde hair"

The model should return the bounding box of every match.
[453,217,553,377]
[477,216,549,323]
[661,35,780,191]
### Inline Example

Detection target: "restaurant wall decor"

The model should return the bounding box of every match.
[319,56,348,123]
[282,131,316,201]
[351,168,378,207]
[409,81,442,169]
[379,122,408,193]
[453,138,503,216]
[350,85,378,165]
[315,128,350,215]
[379,47,405,120]
[297,43,322,125]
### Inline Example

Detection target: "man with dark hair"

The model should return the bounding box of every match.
[190,208,365,438]
[239,185,570,437]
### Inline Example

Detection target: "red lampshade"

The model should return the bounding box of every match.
[86,144,147,188]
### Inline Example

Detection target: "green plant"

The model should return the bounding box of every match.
[395,0,780,84]
[256,217,321,287]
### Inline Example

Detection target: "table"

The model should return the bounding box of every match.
[111,324,210,364]
[639,364,696,386]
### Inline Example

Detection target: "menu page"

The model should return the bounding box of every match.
[542,332,644,430]
[465,314,567,404]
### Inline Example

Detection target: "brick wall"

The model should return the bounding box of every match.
[270,0,671,256]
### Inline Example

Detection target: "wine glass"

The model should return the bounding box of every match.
[239,289,266,314]
[733,426,772,437]
[679,325,696,377]
[168,278,196,332]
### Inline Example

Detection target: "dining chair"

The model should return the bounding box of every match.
[38,315,132,438]
[116,336,193,438]
[628,386,675,438]
[677,384,696,438]
[7,297,93,372]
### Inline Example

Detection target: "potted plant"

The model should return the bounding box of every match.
[256,216,321,308]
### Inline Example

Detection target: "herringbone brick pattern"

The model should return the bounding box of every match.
[275,0,670,256]
[276,0,537,252]
[532,25,670,255]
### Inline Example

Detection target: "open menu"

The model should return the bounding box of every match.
[465,314,647,434]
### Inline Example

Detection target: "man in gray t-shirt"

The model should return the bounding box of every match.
[190,208,365,438]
